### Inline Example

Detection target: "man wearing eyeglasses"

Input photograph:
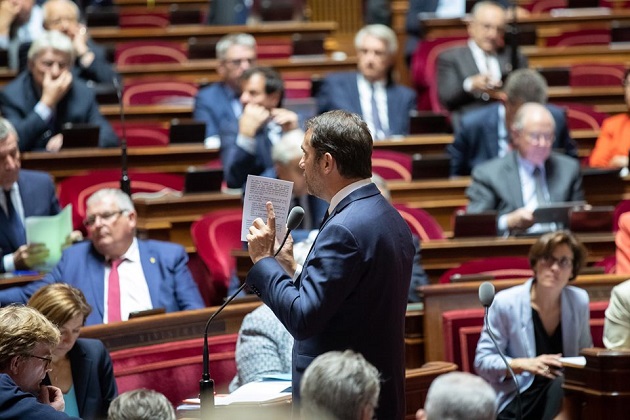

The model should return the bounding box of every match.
[0,305,79,418]
[466,102,584,235]
[193,33,257,152]
[0,188,205,325]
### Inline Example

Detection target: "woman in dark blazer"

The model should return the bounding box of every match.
[28,283,117,419]
[474,231,593,420]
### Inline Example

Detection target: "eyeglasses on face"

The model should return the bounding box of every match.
[222,58,255,67]
[27,354,53,369]
[524,131,554,146]
[540,255,573,270]
[83,210,126,227]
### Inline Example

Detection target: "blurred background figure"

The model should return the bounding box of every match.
[28,283,118,419]
[0,0,43,69]
[107,389,176,420]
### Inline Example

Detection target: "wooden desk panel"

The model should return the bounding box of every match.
[100,103,194,121]
[420,274,628,362]
[21,145,218,182]
[525,44,630,67]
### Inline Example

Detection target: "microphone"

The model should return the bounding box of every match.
[199,205,305,417]
[113,77,131,197]
[509,0,520,73]
[478,282,521,420]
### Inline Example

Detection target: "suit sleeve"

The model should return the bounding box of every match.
[576,291,593,351]
[316,76,335,114]
[465,166,498,213]
[75,42,120,85]
[0,89,50,152]
[0,377,81,419]
[44,175,61,215]
[408,236,428,302]
[568,162,584,202]
[95,340,118,417]
[436,50,472,111]
[604,283,630,349]
[171,246,205,310]
[193,90,220,139]
[448,121,472,176]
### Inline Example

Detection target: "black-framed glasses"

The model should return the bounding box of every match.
[28,354,53,369]
[83,210,125,227]
[540,255,573,270]
[222,58,255,67]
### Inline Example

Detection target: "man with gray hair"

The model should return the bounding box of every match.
[316,24,416,139]
[448,68,578,176]
[107,389,175,420]
[194,33,257,150]
[0,188,205,325]
[0,117,62,274]
[416,372,497,420]
[0,30,118,152]
[300,350,380,420]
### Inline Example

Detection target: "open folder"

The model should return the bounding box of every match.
[24,205,72,271]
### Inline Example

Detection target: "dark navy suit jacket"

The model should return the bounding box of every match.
[0,374,80,419]
[0,169,60,273]
[247,183,414,419]
[0,71,119,151]
[448,103,579,176]
[316,71,417,136]
[43,338,117,420]
[0,239,205,325]
[224,128,276,189]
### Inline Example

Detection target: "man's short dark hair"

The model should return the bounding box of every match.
[240,66,285,99]
[305,110,373,180]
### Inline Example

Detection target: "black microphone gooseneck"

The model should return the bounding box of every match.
[199,206,305,418]
[479,281,522,420]
[509,0,519,73]
[112,77,131,197]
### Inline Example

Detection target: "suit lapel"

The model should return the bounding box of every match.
[138,240,160,308]
[519,280,535,357]
[0,209,18,250]
[349,74,362,115]
[485,105,501,157]
[463,47,481,77]
[87,247,106,322]
[69,341,91,415]
[386,84,398,134]
[505,152,525,208]
[544,156,561,202]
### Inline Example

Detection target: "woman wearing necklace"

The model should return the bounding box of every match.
[28,283,118,419]
[474,231,593,420]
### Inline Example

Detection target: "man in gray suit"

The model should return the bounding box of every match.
[436,1,527,126]
[466,103,584,235]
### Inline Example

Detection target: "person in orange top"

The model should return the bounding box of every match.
[589,69,630,168]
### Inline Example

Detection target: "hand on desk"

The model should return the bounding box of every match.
[506,208,535,231]
[13,243,49,270]
[509,353,563,379]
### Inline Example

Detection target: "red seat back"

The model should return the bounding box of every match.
[613,200,630,232]
[439,256,533,284]
[119,11,169,28]
[371,149,412,181]
[115,41,188,65]
[570,64,626,87]
[110,334,237,406]
[545,28,611,47]
[190,210,243,299]
[110,121,170,147]
[556,102,608,131]
[394,203,445,241]
[123,80,199,106]
[442,308,485,372]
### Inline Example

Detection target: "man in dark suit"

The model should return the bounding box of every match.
[436,1,527,126]
[246,110,414,419]
[193,33,256,152]
[223,66,298,189]
[0,117,62,274]
[448,68,578,176]
[0,188,205,325]
[0,30,118,152]
[466,103,584,235]
[317,24,416,139]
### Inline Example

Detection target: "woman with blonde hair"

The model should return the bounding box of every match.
[28,283,117,419]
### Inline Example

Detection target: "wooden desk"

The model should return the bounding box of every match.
[90,21,338,44]
[420,274,628,362]
[21,144,218,182]
[99,103,193,121]
[563,347,630,420]
[524,43,630,67]
[0,272,42,289]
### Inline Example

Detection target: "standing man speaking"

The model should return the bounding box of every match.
[246,110,414,419]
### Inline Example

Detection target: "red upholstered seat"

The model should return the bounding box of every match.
[545,28,611,47]
[110,121,170,147]
[115,41,188,65]
[110,334,237,406]
[394,203,445,241]
[282,73,312,99]
[371,149,412,181]
[556,103,608,131]
[523,0,567,13]
[57,169,184,231]
[570,64,626,87]
[119,11,169,28]
[439,257,533,284]
[613,200,630,232]
[190,209,243,304]
[592,255,616,274]
[122,79,198,106]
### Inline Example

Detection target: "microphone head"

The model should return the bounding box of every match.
[286,206,305,231]
[479,282,496,307]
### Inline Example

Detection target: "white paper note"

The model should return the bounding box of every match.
[25,204,72,270]
[241,175,293,242]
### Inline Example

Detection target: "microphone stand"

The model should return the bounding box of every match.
[113,78,131,196]
[509,0,519,72]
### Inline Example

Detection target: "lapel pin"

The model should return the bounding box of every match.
[150,257,156,264]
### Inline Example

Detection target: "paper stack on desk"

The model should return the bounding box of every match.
[181,379,292,407]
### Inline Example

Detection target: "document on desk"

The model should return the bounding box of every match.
[182,380,292,406]
[25,205,72,270]
[560,356,586,367]
[241,175,293,242]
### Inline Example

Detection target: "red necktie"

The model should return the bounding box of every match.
[108,259,123,323]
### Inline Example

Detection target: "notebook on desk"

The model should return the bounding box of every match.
[411,153,451,180]
[532,201,586,226]
[169,120,206,144]
[61,123,100,149]
[184,168,224,193]
[453,211,498,238]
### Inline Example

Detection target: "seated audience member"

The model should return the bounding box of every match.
[317,24,416,139]
[616,212,630,275]
[229,304,293,392]
[107,389,175,420]
[28,283,118,419]
[194,33,257,150]
[0,30,118,152]
[436,1,527,126]
[207,0,250,25]
[0,188,205,325]
[223,66,298,189]
[0,305,79,418]
[603,277,630,349]
[475,231,592,420]
[416,371,497,420]
[466,103,583,235]
[272,128,327,238]
[0,0,43,69]
[589,69,630,169]
[300,350,380,420]
[42,0,119,85]
[448,68,578,176]
[0,117,63,274]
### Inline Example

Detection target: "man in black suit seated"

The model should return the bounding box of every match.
[0,30,118,152]
[466,102,583,236]
[448,69,578,176]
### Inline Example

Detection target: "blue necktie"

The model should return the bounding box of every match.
[4,189,26,247]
